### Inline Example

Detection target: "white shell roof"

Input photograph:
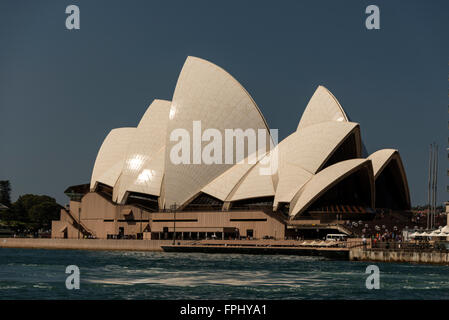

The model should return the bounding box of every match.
[367,149,398,179]
[297,85,348,131]
[163,56,271,208]
[289,159,374,218]
[112,100,171,203]
[202,120,361,207]
[272,121,360,208]
[279,121,360,174]
[367,148,410,208]
[201,160,257,201]
[228,158,275,201]
[273,163,313,209]
[90,128,136,190]
[89,58,409,217]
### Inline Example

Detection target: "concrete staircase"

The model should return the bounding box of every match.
[62,208,96,238]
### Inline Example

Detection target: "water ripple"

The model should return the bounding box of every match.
[1,248,449,299]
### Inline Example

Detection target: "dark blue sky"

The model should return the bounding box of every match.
[0,0,448,205]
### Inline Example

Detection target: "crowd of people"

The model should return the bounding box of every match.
[345,209,447,240]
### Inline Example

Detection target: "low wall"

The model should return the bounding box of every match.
[350,248,449,265]
[0,238,318,251]
[162,244,349,260]
[0,238,193,251]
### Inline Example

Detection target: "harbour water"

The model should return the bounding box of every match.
[1,248,448,300]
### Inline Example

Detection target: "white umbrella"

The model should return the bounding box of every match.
[418,232,430,237]
[431,231,448,237]
[441,225,449,234]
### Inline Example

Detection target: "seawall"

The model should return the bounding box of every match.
[0,238,190,251]
[350,248,449,265]
[161,244,350,260]
[0,238,351,259]
[3,238,448,265]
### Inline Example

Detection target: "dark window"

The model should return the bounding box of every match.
[183,193,223,211]
[231,196,274,210]
[375,160,409,210]
[96,183,113,201]
[64,183,90,202]
[320,132,359,171]
[306,165,373,216]
[126,192,159,211]
[152,219,198,222]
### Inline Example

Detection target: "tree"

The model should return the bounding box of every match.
[0,180,11,206]
[29,201,61,229]
[1,194,62,231]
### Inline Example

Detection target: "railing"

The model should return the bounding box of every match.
[63,208,96,238]
[363,240,449,252]
[333,224,353,235]
[156,205,277,213]
[345,240,367,249]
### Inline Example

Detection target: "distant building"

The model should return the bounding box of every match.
[52,56,410,240]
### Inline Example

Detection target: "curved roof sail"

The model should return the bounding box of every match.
[163,56,271,208]
[87,57,410,217]
[289,159,374,218]
[368,149,411,209]
[90,128,136,190]
[112,99,171,203]
[297,86,349,131]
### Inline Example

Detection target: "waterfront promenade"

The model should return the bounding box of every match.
[1,238,449,265]
[0,238,181,251]
[0,237,358,253]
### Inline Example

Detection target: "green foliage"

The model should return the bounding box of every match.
[0,180,11,206]
[0,194,62,231]
[29,201,60,227]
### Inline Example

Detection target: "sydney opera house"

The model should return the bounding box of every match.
[52,56,410,240]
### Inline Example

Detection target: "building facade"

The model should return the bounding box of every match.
[52,56,411,240]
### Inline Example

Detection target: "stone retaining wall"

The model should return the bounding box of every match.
[350,248,449,264]
[0,238,191,251]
